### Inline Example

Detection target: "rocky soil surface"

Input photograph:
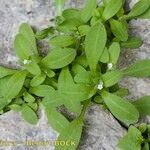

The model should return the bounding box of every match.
[0,0,149,150]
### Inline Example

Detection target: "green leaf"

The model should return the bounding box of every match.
[78,25,90,36]
[57,19,82,33]
[41,48,76,69]
[29,85,55,97]
[19,23,38,55]
[23,92,35,103]
[101,91,139,124]
[43,69,55,78]
[13,98,24,105]
[80,0,97,23]
[142,142,149,150]
[0,76,10,96]
[71,63,86,76]
[14,30,38,62]
[120,37,143,49]
[0,66,18,78]
[14,34,33,60]
[110,19,128,42]
[114,88,129,97]
[49,35,75,48]
[58,66,75,89]
[102,0,111,5]
[35,27,54,40]
[102,0,122,21]
[133,96,150,116]
[2,71,27,100]
[30,73,46,87]
[58,68,95,101]
[0,97,10,111]
[8,104,22,112]
[93,95,103,104]
[55,119,83,150]
[118,126,143,150]
[27,102,38,111]
[75,55,88,68]
[123,59,150,77]
[21,104,38,125]
[25,61,41,75]
[58,67,95,113]
[116,7,125,17]
[90,16,99,26]
[102,70,123,87]
[74,71,93,84]
[62,8,81,20]
[85,22,107,71]
[139,7,150,19]
[100,47,109,63]
[139,123,147,133]
[45,107,69,133]
[42,91,63,108]
[126,0,150,19]
[108,42,120,64]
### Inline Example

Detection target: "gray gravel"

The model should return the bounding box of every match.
[0,0,150,150]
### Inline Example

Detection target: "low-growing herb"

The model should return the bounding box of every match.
[0,0,150,149]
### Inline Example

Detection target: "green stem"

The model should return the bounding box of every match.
[78,99,90,122]
[55,0,65,16]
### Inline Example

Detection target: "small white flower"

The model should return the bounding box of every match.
[23,59,31,65]
[107,63,113,70]
[97,81,103,90]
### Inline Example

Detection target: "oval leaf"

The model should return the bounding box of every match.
[41,48,76,69]
[63,8,81,20]
[21,104,38,125]
[0,97,10,111]
[123,59,150,77]
[108,42,120,64]
[100,47,109,63]
[29,85,55,97]
[30,73,46,87]
[101,91,139,124]
[35,27,54,40]
[85,22,107,71]
[23,92,35,103]
[55,119,83,150]
[80,0,97,23]
[19,23,38,55]
[102,0,122,21]
[120,37,143,49]
[49,35,75,48]
[127,0,150,19]
[2,71,27,100]
[42,91,63,108]
[45,107,69,133]
[110,19,128,42]
[14,34,33,60]
[25,61,41,75]
[0,66,18,79]
[133,96,150,116]
[118,126,143,150]
[58,68,95,113]
[102,70,123,87]
[139,7,150,19]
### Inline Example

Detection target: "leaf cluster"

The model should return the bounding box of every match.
[0,0,150,149]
